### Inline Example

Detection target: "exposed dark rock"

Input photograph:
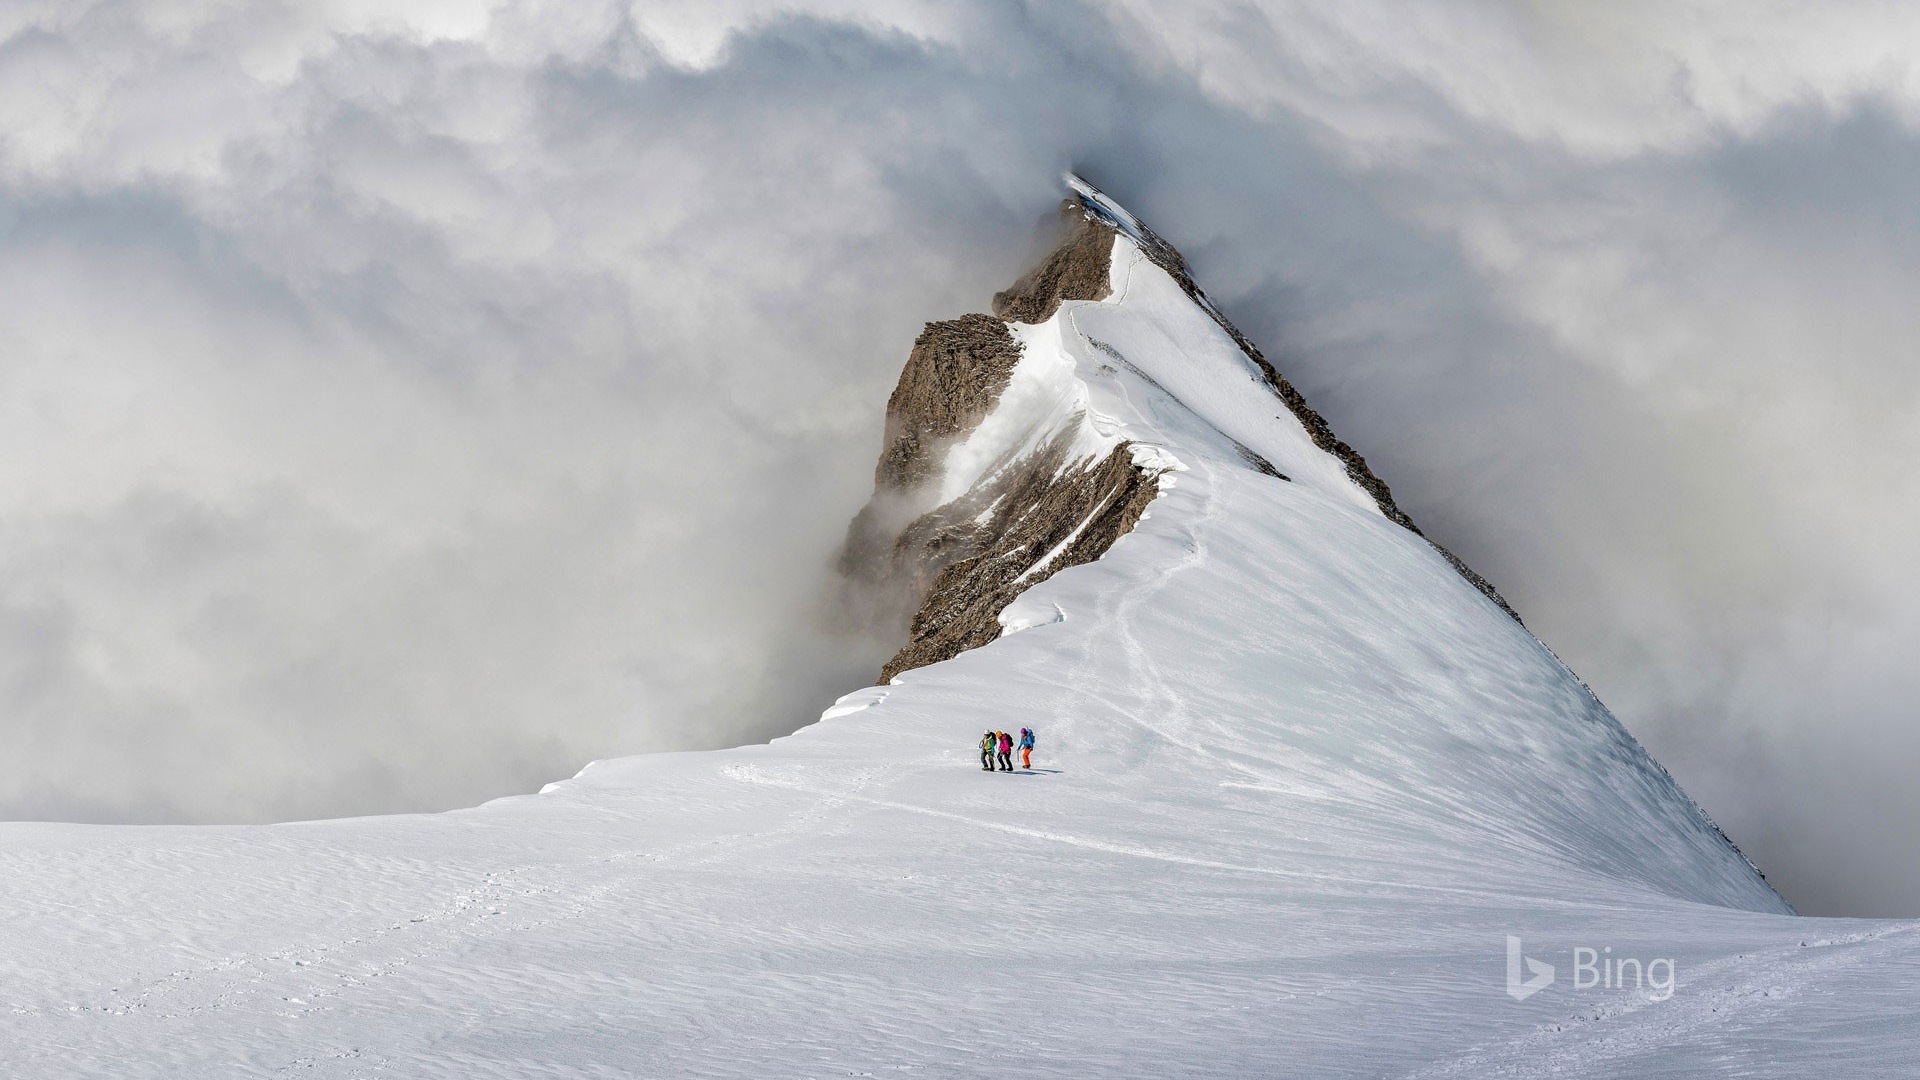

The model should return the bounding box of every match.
[1234,442,1288,480]
[990,208,1116,324]
[839,313,1027,604]
[843,178,1523,688]
[880,438,1163,682]
[873,314,1024,492]
[839,215,1166,682]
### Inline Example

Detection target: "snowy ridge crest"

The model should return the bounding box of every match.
[843,173,1507,687]
[1068,174,1527,624]
[839,175,1782,914]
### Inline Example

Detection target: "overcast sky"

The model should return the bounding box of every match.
[4,0,1919,916]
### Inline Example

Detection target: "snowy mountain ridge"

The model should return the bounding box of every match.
[4,178,1917,1078]
[843,175,1778,912]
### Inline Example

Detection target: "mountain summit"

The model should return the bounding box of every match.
[4,178,1916,1078]
[844,174,1524,691]
[839,173,1775,910]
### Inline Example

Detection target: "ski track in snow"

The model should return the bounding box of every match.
[1067,246,1237,765]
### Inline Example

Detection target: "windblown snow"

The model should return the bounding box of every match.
[3,186,1916,1078]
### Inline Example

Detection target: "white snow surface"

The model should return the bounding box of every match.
[5,232,1918,1078]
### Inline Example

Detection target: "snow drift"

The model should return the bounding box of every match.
[3,178,1915,1079]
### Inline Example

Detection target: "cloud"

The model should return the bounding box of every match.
[3,0,1918,915]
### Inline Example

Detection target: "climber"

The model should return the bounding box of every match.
[981,731,998,771]
[997,731,1014,772]
[1018,727,1035,770]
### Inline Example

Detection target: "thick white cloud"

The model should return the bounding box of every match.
[3,0,1917,915]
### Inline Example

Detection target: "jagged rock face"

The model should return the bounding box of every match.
[840,206,1160,682]
[880,437,1160,683]
[838,314,1023,621]
[989,209,1115,324]
[872,314,1024,492]
[843,180,1521,685]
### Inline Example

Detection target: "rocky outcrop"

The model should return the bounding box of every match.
[843,179,1523,686]
[839,313,1032,626]
[880,437,1161,682]
[990,210,1115,324]
[872,314,1024,492]
[839,204,1165,682]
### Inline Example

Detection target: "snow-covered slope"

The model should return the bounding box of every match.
[3,182,1916,1078]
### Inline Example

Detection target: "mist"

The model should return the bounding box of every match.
[4,1,1919,915]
